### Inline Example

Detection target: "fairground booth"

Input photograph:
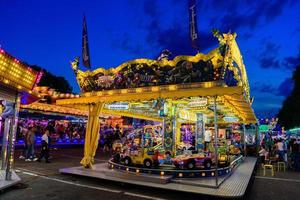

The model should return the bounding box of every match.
[0,48,40,189]
[58,32,257,195]
[19,86,88,146]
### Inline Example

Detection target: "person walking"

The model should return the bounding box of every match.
[37,128,50,163]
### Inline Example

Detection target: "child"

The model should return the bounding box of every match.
[159,151,172,165]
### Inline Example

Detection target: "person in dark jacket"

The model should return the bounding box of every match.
[37,128,50,163]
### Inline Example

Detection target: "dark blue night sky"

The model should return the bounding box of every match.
[1,0,300,118]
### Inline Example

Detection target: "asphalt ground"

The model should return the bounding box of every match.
[1,147,300,200]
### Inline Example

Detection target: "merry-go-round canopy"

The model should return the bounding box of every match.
[56,32,257,124]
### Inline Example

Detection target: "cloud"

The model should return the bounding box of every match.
[251,78,293,98]
[119,34,139,54]
[142,1,217,57]
[264,0,285,22]
[284,50,300,70]
[277,77,294,97]
[218,11,258,32]
[208,0,293,32]
[252,94,284,114]
[146,23,216,57]
[258,42,300,70]
[111,33,145,55]
[251,76,294,98]
[262,40,280,54]
[252,83,277,94]
[260,57,280,69]
[259,41,281,69]
[143,0,160,18]
[113,0,298,60]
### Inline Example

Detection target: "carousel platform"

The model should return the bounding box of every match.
[0,170,21,191]
[60,157,257,198]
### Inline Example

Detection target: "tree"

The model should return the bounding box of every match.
[278,67,300,129]
[30,65,73,93]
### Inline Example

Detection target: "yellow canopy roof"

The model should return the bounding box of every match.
[21,102,88,116]
[56,81,257,124]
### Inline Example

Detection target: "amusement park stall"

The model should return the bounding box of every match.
[18,86,88,146]
[58,32,257,195]
[0,48,40,189]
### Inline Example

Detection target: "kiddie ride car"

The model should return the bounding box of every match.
[114,140,164,168]
[172,152,213,169]
[229,145,241,155]
[216,145,231,167]
[217,144,242,167]
[207,140,239,167]
[121,147,160,168]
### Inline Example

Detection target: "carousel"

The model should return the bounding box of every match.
[58,31,257,197]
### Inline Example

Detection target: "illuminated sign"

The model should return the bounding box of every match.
[0,48,39,90]
[130,103,150,109]
[178,109,196,121]
[188,98,208,107]
[223,116,239,123]
[107,102,129,110]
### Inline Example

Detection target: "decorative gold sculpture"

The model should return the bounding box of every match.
[70,31,250,101]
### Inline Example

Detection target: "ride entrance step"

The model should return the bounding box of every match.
[172,176,227,188]
[103,169,172,184]
[60,163,172,184]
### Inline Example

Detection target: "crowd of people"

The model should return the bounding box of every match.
[17,119,86,141]
[259,132,300,170]
[17,119,86,162]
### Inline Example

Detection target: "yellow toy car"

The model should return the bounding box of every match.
[122,147,159,168]
[229,145,241,155]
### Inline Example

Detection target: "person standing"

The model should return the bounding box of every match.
[276,139,285,162]
[204,128,212,151]
[19,125,28,159]
[25,126,37,161]
[38,128,50,163]
[114,124,121,142]
[265,132,273,153]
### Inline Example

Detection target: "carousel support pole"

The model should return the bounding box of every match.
[5,94,20,180]
[1,118,11,170]
[172,116,177,155]
[195,114,198,151]
[213,96,219,187]
[243,124,247,157]
[162,118,165,148]
[195,113,204,151]
[255,123,259,156]
[170,104,177,155]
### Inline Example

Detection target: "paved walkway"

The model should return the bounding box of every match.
[0,148,299,200]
